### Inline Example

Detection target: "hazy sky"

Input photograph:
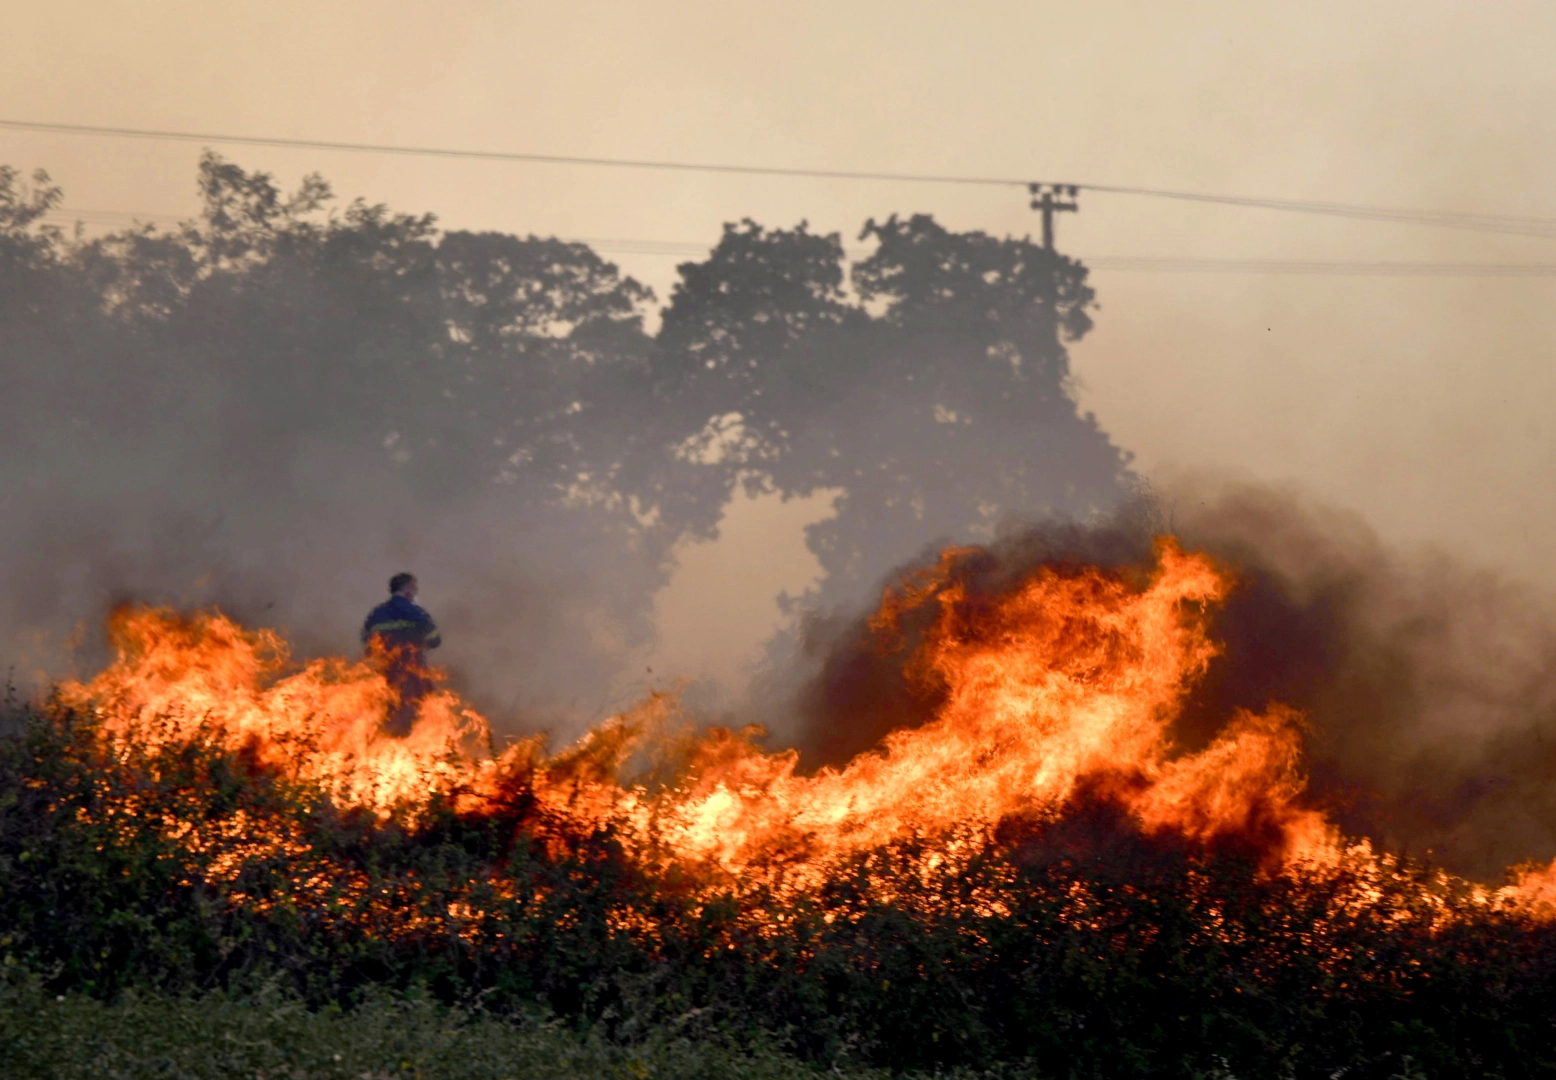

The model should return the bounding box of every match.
[4,0,1554,683]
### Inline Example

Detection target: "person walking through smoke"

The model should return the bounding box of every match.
[362,573,442,736]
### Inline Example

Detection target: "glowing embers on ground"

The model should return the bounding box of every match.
[51,539,1556,916]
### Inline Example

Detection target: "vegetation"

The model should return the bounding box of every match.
[0,978,868,1080]
[0,158,1129,640]
[5,155,1554,1080]
[2,700,1555,1079]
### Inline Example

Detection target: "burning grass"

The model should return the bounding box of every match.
[4,539,1556,1077]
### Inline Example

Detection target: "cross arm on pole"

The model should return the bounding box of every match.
[1028,183,1080,250]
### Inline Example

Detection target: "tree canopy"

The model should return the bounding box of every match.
[0,154,1131,691]
[653,213,1128,604]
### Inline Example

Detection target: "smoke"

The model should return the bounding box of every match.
[776,483,1556,881]
[0,157,682,736]
[0,397,653,738]
[3,152,1155,759]
[1174,483,1556,881]
[14,162,1554,881]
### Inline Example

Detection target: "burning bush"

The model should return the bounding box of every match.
[3,539,1556,1076]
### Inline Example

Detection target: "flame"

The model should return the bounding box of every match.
[54,538,1556,915]
[58,606,496,813]
[641,540,1336,880]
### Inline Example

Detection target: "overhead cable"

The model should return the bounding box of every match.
[8,117,1556,238]
[41,211,1556,277]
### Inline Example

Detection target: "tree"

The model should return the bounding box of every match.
[649,213,1132,609]
[0,153,1135,716]
[0,155,681,712]
[433,231,654,503]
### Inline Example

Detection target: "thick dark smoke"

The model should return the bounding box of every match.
[39,151,1546,877]
[1176,485,1556,881]
[785,487,1556,882]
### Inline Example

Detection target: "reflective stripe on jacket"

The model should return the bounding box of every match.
[361,595,442,650]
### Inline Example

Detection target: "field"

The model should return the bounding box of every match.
[0,977,877,1080]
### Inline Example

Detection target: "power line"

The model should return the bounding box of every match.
[9,116,1556,239]
[586,247,1556,276]
[567,237,1556,276]
[42,212,1556,276]
[1084,183,1556,237]
[1084,256,1556,277]
[5,117,1018,186]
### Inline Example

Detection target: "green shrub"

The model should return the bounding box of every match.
[0,975,883,1080]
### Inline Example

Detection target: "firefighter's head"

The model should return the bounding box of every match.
[389,572,418,601]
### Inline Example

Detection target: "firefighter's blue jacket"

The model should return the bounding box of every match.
[361,595,442,652]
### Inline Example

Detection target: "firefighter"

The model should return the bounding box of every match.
[362,572,442,736]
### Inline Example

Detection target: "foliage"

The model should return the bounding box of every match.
[0,159,1130,632]
[0,977,875,1080]
[2,701,1554,1079]
[653,216,1129,605]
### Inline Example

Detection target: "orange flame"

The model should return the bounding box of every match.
[59,606,495,813]
[640,540,1337,880]
[55,538,1556,912]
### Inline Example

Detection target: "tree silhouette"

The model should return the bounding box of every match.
[0,154,1132,704]
[650,213,1131,608]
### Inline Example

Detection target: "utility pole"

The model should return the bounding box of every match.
[1028,183,1079,250]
